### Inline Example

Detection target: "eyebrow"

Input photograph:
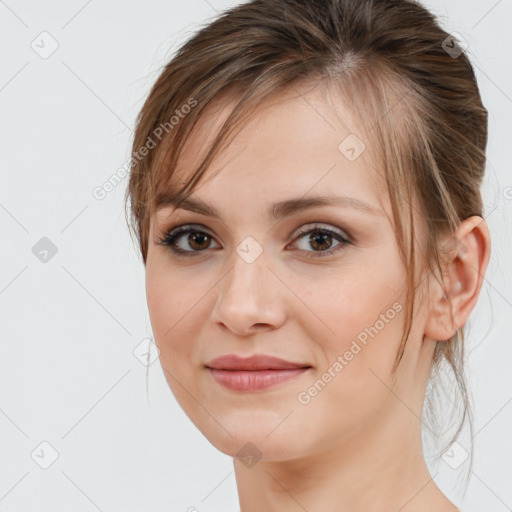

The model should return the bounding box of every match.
[155,192,383,220]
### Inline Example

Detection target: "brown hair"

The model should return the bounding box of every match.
[125,0,488,483]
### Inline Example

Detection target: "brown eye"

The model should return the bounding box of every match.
[187,232,211,250]
[308,231,334,251]
[291,225,351,258]
[157,224,219,255]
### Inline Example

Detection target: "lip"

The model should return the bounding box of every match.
[205,354,312,392]
[205,354,310,371]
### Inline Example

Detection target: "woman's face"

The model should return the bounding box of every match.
[145,84,430,460]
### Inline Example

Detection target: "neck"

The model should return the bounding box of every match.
[234,410,457,512]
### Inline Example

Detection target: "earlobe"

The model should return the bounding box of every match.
[424,216,491,342]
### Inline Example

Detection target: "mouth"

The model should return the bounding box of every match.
[205,354,312,392]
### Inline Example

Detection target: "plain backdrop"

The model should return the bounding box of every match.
[1,0,511,511]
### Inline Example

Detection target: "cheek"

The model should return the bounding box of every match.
[296,282,406,440]
[295,259,406,417]
[145,268,210,420]
[305,256,404,352]
[145,266,199,362]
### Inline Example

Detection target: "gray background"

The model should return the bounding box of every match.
[0,0,511,510]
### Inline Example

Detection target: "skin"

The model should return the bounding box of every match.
[145,82,491,511]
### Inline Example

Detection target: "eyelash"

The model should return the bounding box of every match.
[156,223,351,259]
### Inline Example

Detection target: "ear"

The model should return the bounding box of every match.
[424,216,491,342]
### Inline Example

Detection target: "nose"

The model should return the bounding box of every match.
[210,249,288,336]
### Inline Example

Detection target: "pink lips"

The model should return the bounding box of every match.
[205,354,311,392]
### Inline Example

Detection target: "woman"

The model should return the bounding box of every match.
[125,0,491,509]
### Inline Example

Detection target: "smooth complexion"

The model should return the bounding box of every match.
[145,82,490,511]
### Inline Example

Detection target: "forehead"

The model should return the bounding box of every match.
[158,83,388,217]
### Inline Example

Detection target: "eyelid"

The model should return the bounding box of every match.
[291,222,351,242]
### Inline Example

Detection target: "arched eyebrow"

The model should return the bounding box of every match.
[155,192,383,220]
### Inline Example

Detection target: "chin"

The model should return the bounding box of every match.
[195,411,308,462]
[208,433,300,463]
